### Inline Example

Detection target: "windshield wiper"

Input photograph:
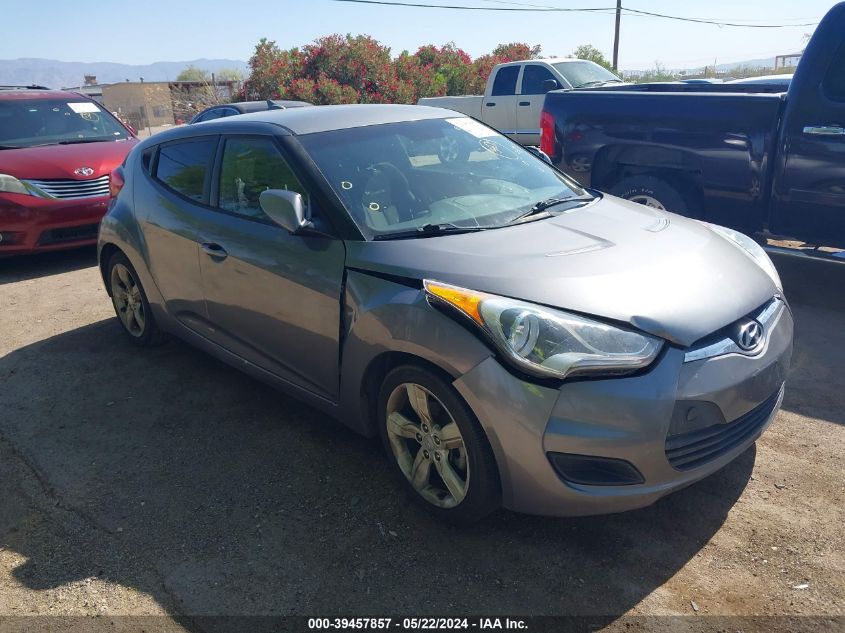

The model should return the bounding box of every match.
[373,223,486,241]
[575,79,621,88]
[505,196,592,226]
[57,138,114,145]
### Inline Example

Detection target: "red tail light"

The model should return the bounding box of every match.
[540,110,556,158]
[109,167,125,199]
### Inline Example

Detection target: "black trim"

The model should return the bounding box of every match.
[345,266,422,289]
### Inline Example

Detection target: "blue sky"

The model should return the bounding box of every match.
[1,0,832,69]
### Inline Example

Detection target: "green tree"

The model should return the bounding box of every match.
[176,65,211,82]
[570,44,614,71]
[215,67,245,82]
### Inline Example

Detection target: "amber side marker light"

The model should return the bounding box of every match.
[423,280,491,326]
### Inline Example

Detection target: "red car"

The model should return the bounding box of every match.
[0,87,138,255]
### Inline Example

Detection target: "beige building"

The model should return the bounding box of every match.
[102,80,240,131]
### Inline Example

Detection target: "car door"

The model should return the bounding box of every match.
[516,64,558,146]
[770,40,845,243]
[196,134,346,400]
[138,136,218,332]
[481,65,520,141]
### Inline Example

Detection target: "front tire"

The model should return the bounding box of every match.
[107,252,165,347]
[377,364,500,524]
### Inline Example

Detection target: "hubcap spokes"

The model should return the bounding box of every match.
[386,383,469,508]
[111,264,145,337]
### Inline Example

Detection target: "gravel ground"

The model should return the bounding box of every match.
[0,247,842,633]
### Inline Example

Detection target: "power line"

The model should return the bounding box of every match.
[329,0,820,27]
[622,7,818,28]
[330,0,615,12]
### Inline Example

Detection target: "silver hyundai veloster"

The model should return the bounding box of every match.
[99,104,792,523]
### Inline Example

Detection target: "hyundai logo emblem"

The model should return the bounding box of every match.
[735,319,764,352]
[74,166,95,177]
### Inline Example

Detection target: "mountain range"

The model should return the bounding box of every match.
[0,58,250,89]
[0,55,778,90]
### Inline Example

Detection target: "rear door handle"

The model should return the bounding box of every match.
[201,242,228,260]
[803,125,845,136]
[485,102,496,107]
[518,101,531,106]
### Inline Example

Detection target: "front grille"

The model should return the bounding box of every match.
[25,175,110,199]
[37,223,99,245]
[665,385,783,471]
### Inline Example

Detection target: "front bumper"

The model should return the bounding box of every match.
[453,300,793,517]
[0,192,108,255]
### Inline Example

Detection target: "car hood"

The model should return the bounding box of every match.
[345,196,778,347]
[0,139,137,179]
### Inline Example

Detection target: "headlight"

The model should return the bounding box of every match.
[424,280,663,380]
[0,174,34,196]
[707,223,782,292]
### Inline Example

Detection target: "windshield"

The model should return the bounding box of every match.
[0,98,129,148]
[298,117,590,239]
[553,61,621,87]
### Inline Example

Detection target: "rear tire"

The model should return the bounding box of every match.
[377,364,500,524]
[610,175,692,216]
[107,251,166,347]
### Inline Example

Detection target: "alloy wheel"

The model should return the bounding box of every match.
[110,263,145,337]
[385,382,469,508]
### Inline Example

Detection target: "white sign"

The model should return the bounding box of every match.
[67,102,100,114]
[446,117,497,138]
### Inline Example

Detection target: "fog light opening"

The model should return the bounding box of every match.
[547,452,645,486]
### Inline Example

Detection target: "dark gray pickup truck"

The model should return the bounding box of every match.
[540,2,845,248]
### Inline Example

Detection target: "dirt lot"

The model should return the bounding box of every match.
[0,248,843,632]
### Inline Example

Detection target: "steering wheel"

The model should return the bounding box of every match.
[363,162,419,223]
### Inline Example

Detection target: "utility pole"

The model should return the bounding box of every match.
[612,0,622,71]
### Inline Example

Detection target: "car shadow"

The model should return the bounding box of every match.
[769,254,845,427]
[0,317,755,629]
[0,246,98,285]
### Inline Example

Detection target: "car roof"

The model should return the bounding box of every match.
[200,103,460,135]
[0,88,91,101]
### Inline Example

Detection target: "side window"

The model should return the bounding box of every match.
[521,65,557,95]
[217,136,307,221]
[822,41,845,102]
[491,66,520,96]
[155,138,216,202]
[196,109,223,122]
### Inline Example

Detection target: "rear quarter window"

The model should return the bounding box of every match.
[154,137,217,202]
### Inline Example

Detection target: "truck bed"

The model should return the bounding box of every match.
[417,95,483,118]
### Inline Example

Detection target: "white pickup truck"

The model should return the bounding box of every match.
[419,58,622,146]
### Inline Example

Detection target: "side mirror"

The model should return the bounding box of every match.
[525,146,553,164]
[542,78,560,92]
[259,189,309,233]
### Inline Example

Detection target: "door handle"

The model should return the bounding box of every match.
[201,242,228,260]
[518,101,531,106]
[485,102,496,107]
[803,125,845,136]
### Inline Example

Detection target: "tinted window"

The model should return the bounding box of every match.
[491,66,519,96]
[521,65,557,95]
[155,138,216,202]
[196,109,224,123]
[218,136,306,221]
[822,42,845,102]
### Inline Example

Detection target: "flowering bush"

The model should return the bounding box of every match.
[246,34,542,105]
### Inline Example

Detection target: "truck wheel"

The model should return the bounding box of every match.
[610,176,690,215]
